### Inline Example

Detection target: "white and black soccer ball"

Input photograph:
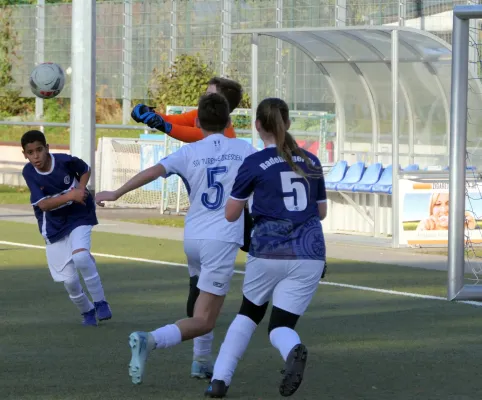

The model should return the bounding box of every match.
[29,62,65,99]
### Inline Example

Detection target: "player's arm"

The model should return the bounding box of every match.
[226,160,255,222]
[22,169,85,212]
[95,164,167,206]
[315,158,327,221]
[168,123,236,142]
[132,105,236,142]
[158,110,197,127]
[225,198,246,222]
[159,110,237,141]
[37,191,85,212]
[66,155,92,191]
[78,169,90,190]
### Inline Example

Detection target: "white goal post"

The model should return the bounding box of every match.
[448,5,482,301]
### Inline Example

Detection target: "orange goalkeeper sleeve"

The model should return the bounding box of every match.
[156,109,236,143]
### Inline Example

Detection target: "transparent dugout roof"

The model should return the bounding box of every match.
[231,26,455,168]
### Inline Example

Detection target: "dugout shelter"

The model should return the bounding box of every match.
[231,26,482,247]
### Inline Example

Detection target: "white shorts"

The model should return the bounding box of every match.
[243,255,325,316]
[184,239,239,296]
[45,225,93,282]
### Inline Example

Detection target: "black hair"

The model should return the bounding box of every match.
[197,93,231,132]
[207,77,243,112]
[21,130,47,149]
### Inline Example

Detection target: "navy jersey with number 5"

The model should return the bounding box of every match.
[230,145,327,260]
[22,153,98,245]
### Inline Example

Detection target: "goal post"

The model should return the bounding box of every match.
[448,5,482,301]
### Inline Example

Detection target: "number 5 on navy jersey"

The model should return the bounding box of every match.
[280,171,308,211]
[202,166,228,210]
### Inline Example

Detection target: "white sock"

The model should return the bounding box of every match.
[74,252,105,303]
[69,292,94,314]
[212,314,257,386]
[63,276,93,314]
[83,273,105,303]
[150,324,182,349]
[194,330,214,360]
[269,327,301,361]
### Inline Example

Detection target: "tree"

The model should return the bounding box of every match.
[148,53,220,114]
[148,53,253,131]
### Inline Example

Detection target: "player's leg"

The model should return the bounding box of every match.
[269,259,324,397]
[128,290,225,385]
[184,240,213,379]
[206,256,281,398]
[45,237,96,326]
[70,225,112,321]
[128,240,238,385]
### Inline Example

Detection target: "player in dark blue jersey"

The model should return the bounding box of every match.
[205,98,327,398]
[21,130,112,327]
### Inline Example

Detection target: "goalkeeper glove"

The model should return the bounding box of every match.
[131,103,173,134]
[131,104,155,123]
[145,113,172,134]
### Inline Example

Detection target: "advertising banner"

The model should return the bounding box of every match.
[398,179,482,245]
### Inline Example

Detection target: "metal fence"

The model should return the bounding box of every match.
[5,0,463,116]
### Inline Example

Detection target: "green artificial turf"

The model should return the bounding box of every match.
[1,220,482,399]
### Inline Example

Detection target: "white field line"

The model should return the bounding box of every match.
[1,240,482,308]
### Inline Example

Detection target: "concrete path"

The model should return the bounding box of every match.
[0,205,457,272]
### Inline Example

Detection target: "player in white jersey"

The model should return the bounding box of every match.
[95,92,257,386]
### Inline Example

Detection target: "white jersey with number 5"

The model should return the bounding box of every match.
[159,133,257,245]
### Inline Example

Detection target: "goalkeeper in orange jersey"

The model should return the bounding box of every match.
[130,77,242,142]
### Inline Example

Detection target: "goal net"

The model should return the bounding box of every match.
[95,106,335,214]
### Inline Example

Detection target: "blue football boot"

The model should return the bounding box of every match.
[94,300,112,321]
[82,308,97,327]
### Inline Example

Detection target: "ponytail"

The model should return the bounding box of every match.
[257,98,324,179]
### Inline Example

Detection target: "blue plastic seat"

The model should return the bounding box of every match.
[352,163,383,192]
[371,165,393,194]
[335,162,365,191]
[403,164,419,172]
[324,160,348,190]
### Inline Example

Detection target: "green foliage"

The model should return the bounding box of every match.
[148,53,253,129]
[148,54,219,114]
[0,6,33,118]
[44,98,70,122]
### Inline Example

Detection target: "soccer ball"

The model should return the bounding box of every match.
[29,62,65,99]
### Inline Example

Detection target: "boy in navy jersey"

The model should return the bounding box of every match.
[205,98,327,398]
[21,130,112,326]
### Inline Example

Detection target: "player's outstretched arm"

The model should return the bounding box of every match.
[225,198,246,222]
[131,104,236,143]
[159,110,197,127]
[95,164,166,207]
